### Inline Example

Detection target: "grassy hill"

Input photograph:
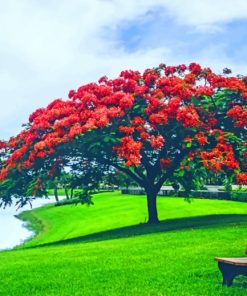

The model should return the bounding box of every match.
[0,192,247,295]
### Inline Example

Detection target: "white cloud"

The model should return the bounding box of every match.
[162,0,247,31]
[0,0,173,138]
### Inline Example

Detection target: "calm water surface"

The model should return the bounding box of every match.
[0,197,56,250]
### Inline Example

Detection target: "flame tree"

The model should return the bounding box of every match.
[0,63,246,223]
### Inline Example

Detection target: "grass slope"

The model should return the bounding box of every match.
[0,192,247,295]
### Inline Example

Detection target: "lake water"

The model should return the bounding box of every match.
[0,197,56,250]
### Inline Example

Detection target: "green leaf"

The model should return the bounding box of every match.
[175,170,185,177]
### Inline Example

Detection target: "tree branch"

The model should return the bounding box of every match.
[155,148,189,190]
[112,163,145,187]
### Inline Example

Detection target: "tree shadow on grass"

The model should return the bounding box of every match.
[27,214,247,249]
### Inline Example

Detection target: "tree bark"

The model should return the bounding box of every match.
[70,187,74,199]
[64,187,69,199]
[146,189,159,224]
[54,186,59,202]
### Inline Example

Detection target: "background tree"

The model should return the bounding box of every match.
[0,63,246,223]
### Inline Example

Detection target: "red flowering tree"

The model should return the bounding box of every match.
[0,63,246,223]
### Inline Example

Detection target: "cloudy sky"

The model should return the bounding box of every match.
[1,0,247,139]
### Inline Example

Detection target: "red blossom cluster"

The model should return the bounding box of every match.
[160,158,172,168]
[0,140,6,153]
[113,136,143,166]
[200,141,240,172]
[227,105,247,127]
[195,132,208,146]
[119,125,135,135]
[0,63,246,185]
[236,173,247,185]
[150,135,164,150]
[176,105,201,128]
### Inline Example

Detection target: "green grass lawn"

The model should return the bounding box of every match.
[1,192,247,295]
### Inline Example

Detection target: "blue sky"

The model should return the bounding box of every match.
[118,8,247,65]
[0,0,247,139]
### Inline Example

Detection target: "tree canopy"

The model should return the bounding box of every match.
[0,63,246,223]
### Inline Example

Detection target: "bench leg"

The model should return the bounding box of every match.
[222,273,235,287]
[218,263,237,287]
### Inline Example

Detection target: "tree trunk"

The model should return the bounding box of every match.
[70,187,74,199]
[146,190,159,224]
[54,186,59,202]
[64,187,69,199]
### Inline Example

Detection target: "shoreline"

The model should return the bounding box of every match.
[0,197,56,251]
[14,209,47,249]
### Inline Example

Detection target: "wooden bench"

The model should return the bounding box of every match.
[215,248,247,286]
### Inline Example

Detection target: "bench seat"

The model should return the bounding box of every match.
[215,257,247,286]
